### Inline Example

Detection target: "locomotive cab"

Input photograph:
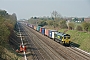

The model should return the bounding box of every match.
[62,34,71,46]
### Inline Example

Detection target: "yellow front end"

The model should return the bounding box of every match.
[62,37,71,45]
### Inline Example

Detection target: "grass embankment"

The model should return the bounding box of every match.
[58,29,90,52]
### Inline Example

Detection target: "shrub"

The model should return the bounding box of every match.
[81,22,90,32]
[76,25,83,31]
[68,22,75,30]
[59,20,68,29]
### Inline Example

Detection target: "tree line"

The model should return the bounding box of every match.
[0,9,17,60]
[29,11,90,32]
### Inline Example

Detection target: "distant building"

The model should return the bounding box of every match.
[84,18,90,22]
[72,18,84,22]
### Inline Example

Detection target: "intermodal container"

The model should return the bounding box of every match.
[34,26,36,30]
[40,28,42,33]
[52,31,58,39]
[26,23,27,25]
[41,28,45,35]
[45,29,50,36]
[28,24,31,27]
[36,26,41,32]
[31,25,34,29]
[45,29,47,36]
[49,30,57,39]
[30,25,32,28]
[27,24,30,27]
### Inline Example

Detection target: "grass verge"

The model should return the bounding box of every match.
[58,29,90,52]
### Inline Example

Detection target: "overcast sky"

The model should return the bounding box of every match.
[0,0,90,19]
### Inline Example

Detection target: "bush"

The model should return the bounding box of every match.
[68,22,75,30]
[38,20,47,27]
[76,25,83,31]
[47,20,53,26]
[81,22,90,32]
[88,26,90,32]
[59,20,68,29]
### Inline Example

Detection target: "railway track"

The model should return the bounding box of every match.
[26,26,76,60]
[38,32,90,60]
[21,24,65,60]
[67,47,90,60]
[25,24,90,60]
[29,31,64,60]
[23,24,76,60]
[20,23,90,60]
[27,33,46,60]
[20,25,44,60]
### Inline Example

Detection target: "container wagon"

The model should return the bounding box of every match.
[49,30,57,39]
[36,26,41,32]
[41,28,45,35]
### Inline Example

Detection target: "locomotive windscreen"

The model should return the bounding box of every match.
[64,34,70,39]
[64,36,70,39]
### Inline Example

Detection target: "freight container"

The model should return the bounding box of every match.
[45,29,47,36]
[45,29,50,36]
[30,25,34,29]
[27,24,31,27]
[49,30,58,39]
[40,28,42,33]
[34,26,37,30]
[52,31,58,39]
[41,28,45,35]
[45,29,46,35]
[36,26,41,32]
[26,23,27,25]
[30,25,32,28]
[28,24,31,27]
[27,24,30,27]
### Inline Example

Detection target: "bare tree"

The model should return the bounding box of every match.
[51,11,58,20]
[51,11,61,28]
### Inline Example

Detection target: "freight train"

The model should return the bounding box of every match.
[26,23,71,46]
[54,32,71,46]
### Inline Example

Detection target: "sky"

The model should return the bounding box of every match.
[0,0,90,20]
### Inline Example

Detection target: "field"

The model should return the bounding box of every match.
[58,29,90,52]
